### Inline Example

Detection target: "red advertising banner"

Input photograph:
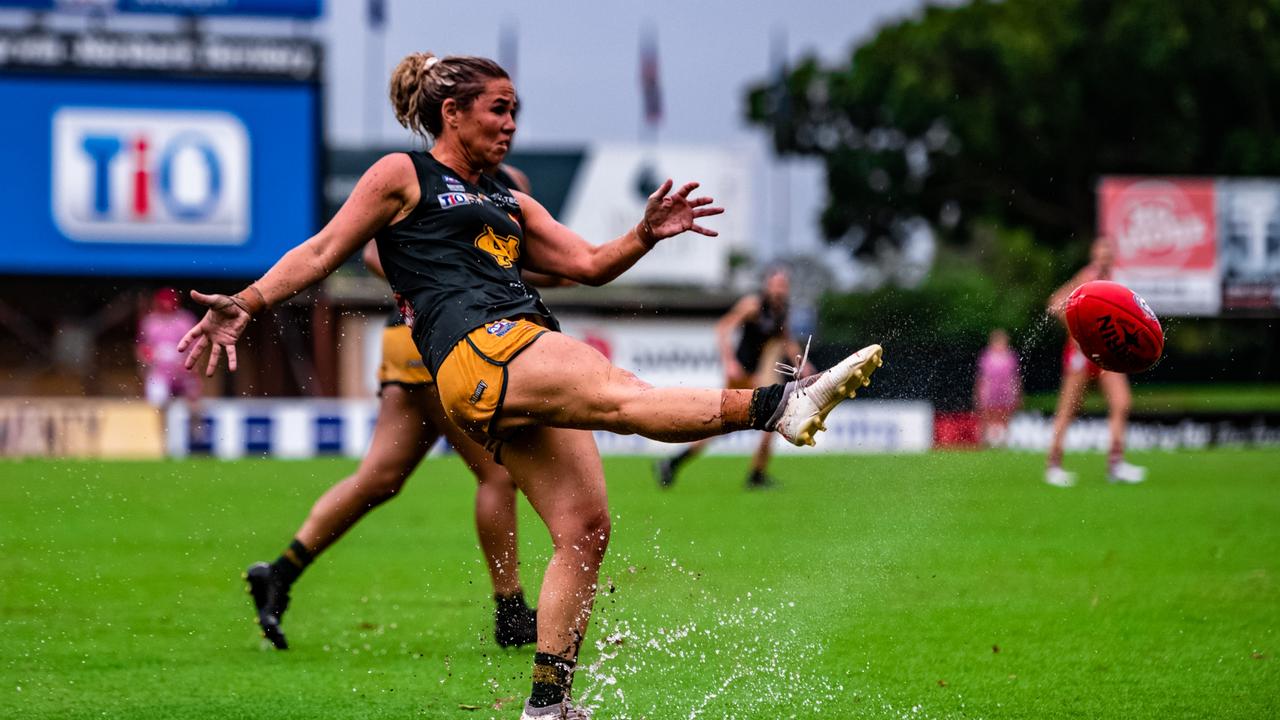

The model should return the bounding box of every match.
[1099,177,1221,316]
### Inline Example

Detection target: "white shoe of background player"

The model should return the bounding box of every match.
[769,344,883,447]
[1107,461,1147,485]
[1045,466,1077,488]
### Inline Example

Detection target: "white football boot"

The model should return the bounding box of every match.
[1107,461,1147,485]
[769,344,883,447]
[521,699,592,719]
[1044,466,1077,488]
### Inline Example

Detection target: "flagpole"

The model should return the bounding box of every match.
[770,25,790,261]
[364,0,385,145]
[498,19,518,82]
[639,23,661,145]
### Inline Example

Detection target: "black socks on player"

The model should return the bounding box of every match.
[495,589,530,617]
[271,539,313,586]
[667,446,696,471]
[748,382,788,431]
[529,652,574,708]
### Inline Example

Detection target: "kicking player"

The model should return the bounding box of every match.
[183,52,881,719]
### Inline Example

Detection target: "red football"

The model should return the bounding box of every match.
[1065,280,1164,373]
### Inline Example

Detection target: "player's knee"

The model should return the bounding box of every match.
[552,508,611,559]
[600,368,654,427]
[473,465,515,491]
[357,466,410,503]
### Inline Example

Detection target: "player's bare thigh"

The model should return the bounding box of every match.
[365,383,438,473]
[1097,370,1131,409]
[498,332,652,435]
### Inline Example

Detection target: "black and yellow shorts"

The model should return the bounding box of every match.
[378,324,434,386]
[436,318,548,446]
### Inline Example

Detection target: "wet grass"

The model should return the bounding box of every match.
[1,450,1277,719]
[1022,383,1280,414]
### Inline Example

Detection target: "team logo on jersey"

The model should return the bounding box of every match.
[475,224,520,268]
[438,192,482,208]
[441,175,467,192]
[486,319,516,337]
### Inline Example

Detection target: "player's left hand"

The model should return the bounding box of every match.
[177,290,252,377]
[642,179,724,241]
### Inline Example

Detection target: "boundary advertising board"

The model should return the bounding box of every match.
[1100,176,1280,316]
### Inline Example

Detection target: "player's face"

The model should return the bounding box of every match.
[456,78,518,169]
[764,272,790,303]
[1091,236,1115,270]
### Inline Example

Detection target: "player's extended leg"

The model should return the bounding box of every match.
[1046,368,1089,487]
[295,385,436,551]
[245,384,437,649]
[502,426,609,719]
[500,332,882,447]
[1099,371,1144,484]
[423,385,538,647]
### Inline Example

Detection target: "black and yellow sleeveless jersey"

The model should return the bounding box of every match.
[373,152,559,375]
[735,295,788,372]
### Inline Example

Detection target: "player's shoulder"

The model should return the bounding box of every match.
[370,151,419,176]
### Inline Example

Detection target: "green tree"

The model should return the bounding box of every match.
[747,0,1280,256]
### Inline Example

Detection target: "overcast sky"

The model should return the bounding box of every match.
[317,0,925,148]
[315,0,928,260]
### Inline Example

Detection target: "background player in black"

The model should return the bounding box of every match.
[178,52,881,720]
[655,265,815,488]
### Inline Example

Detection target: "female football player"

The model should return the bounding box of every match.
[1045,236,1145,487]
[179,53,881,719]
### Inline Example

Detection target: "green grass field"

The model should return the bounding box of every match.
[2,451,1278,719]
[1022,383,1280,414]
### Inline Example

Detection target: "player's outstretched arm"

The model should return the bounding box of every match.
[179,154,416,376]
[1047,265,1099,321]
[516,179,723,286]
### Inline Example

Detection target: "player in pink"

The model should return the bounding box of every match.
[137,288,201,407]
[1044,236,1145,487]
[973,328,1021,446]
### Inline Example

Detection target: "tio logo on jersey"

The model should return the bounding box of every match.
[52,108,250,243]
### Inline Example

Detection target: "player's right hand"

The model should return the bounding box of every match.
[178,290,252,376]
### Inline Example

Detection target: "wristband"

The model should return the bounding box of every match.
[230,284,268,316]
[636,221,658,249]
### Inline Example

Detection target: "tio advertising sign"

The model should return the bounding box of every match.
[1099,177,1221,316]
[52,108,250,244]
[0,73,317,278]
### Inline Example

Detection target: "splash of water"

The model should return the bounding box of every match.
[572,541,847,719]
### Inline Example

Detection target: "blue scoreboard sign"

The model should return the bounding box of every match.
[0,0,321,19]
[0,75,318,277]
